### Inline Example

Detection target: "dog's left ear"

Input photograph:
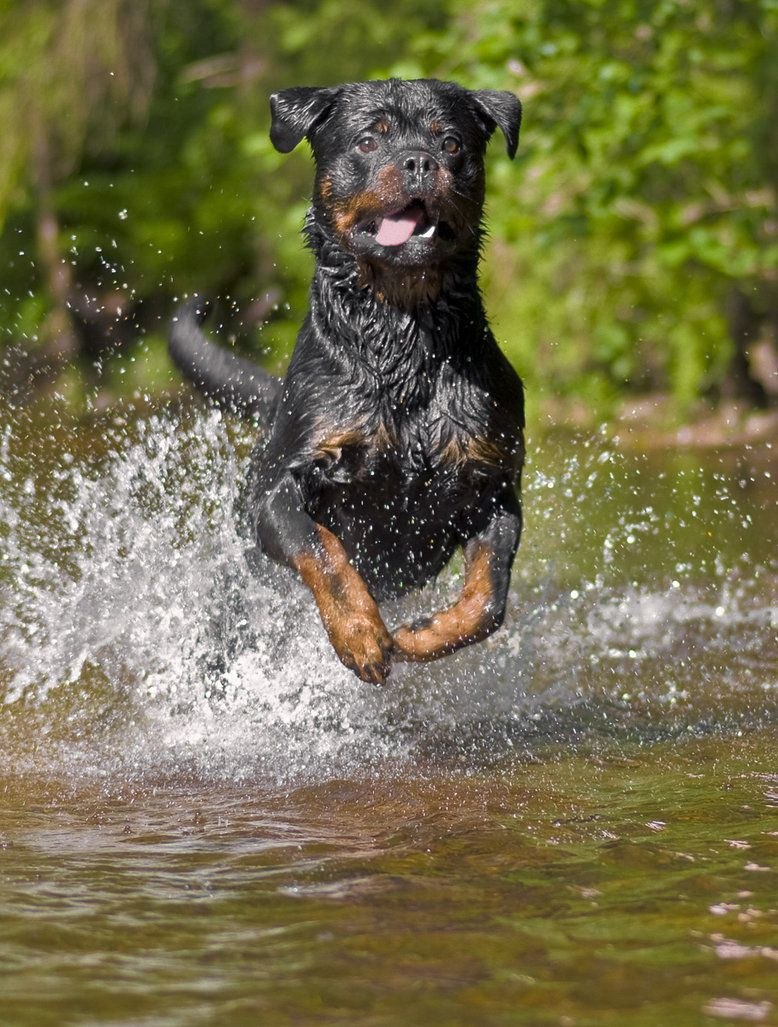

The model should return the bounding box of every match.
[470,90,522,159]
[269,86,340,153]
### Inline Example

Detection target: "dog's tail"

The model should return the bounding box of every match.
[169,298,282,422]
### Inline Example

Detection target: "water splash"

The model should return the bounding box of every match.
[0,406,775,784]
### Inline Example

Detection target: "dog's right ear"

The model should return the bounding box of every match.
[269,87,340,153]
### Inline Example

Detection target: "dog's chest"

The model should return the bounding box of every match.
[312,380,508,505]
[301,309,522,536]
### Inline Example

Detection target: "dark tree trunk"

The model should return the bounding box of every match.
[721,288,770,408]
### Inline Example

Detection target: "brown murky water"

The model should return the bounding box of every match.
[0,403,776,1026]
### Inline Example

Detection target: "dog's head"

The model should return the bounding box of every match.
[269,78,521,270]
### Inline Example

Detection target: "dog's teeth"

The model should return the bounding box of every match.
[419,224,436,239]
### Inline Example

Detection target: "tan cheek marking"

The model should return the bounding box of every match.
[330,165,407,235]
[375,162,406,196]
[330,189,382,235]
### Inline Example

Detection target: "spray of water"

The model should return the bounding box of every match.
[0,405,774,784]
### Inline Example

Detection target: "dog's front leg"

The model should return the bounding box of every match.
[393,488,521,663]
[255,473,393,684]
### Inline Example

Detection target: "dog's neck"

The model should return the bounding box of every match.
[355,260,444,310]
[304,217,487,384]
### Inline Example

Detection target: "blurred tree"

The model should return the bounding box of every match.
[0,0,156,392]
[0,0,450,401]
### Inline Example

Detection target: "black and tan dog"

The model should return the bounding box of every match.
[170,78,524,684]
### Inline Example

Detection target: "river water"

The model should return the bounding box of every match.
[0,402,775,1026]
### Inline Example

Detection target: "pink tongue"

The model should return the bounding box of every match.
[375,207,423,246]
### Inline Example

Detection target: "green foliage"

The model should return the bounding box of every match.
[408,0,778,411]
[0,0,775,416]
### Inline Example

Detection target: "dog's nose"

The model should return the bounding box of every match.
[401,151,436,189]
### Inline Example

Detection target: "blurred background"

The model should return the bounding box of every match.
[0,0,776,428]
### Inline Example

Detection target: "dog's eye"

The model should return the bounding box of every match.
[442,136,461,155]
[356,136,378,154]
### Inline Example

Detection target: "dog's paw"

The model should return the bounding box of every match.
[390,616,434,662]
[392,618,451,662]
[328,613,393,684]
[392,623,431,661]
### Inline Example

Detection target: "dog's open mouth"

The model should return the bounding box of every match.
[359,201,438,247]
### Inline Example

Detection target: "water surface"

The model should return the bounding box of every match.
[0,403,775,1025]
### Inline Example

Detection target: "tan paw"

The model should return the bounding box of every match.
[392,622,441,662]
[329,613,393,684]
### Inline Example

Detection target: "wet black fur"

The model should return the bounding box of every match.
[170,78,525,659]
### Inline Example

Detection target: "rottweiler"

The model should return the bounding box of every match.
[170,78,524,684]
